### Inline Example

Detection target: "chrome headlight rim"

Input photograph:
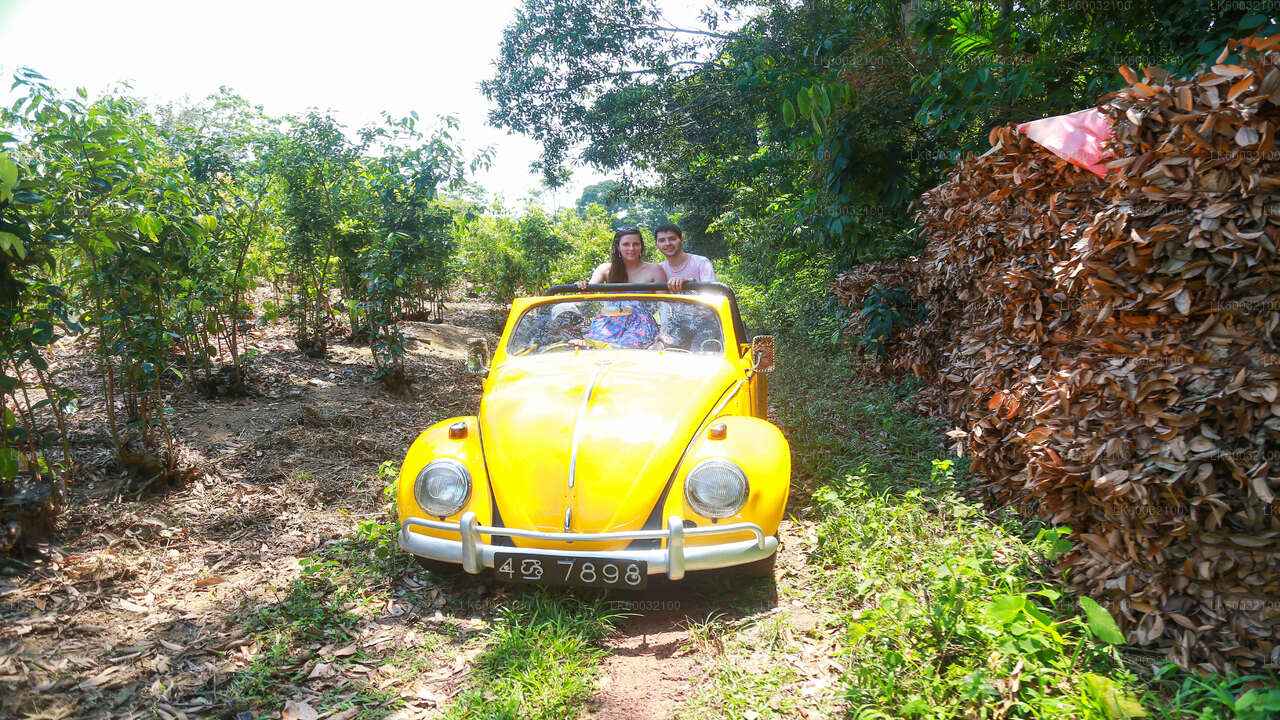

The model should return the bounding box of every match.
[684,458,749,519]
[414,459,472,517]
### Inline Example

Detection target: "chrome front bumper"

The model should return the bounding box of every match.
[398,512,777,580]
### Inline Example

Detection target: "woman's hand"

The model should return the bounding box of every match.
[576,280,589,291]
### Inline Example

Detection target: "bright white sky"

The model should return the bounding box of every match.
[0,0,710,209]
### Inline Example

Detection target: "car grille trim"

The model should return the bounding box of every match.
[400,511,775,580]
[404,513,766,547]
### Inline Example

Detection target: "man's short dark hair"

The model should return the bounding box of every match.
[653,223,683,238]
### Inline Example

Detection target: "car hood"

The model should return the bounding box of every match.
[478,351,739,546]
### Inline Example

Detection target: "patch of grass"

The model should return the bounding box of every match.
[679,662,801,720]
[677,613,805,720]
[771,352,956,493]
[814,478,1145,719]
[227,519,420,718]
[767,347,1279,720]
[441,588,625,720]
[1142,666,1280,720]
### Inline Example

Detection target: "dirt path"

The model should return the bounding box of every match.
[581,526,824,720]
[580,517,843,720]
[0,302,504,719]
[584,589,712,720]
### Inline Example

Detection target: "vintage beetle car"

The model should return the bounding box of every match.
[395,282,789,588]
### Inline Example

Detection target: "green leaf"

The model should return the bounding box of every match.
[987,595,1025,624]
[816,84,832,117]
[0,231,26,259]
[1240,13,1270,30]
[782,99,796,126]
[796,90,812,118]
[1080,673,1147,718]
[1080,596,1126,644]
[0,153,17,189]
[0,448,18,481]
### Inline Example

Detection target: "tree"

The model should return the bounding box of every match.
[488,0,1278,344]
[268,111,364,357]
[3,69,210,495]
[355,114,467,391]
[157,88,281,393]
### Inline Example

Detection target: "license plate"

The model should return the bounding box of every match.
[493,553,647,589]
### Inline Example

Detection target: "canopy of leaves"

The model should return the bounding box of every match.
[486,0,1277,342]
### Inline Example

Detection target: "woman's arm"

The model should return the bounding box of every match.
[589,263,610,284]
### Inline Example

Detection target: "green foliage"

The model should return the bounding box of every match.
[856,284,920,358]
[267,110,364,350]
[718,253,848,349]
[1144,666,1280,720]
[911,2,1274,137]
[770,346,1279,719]
[575,179,675,230]
[157,88,281,391]
[442,589,624,720]
[0,69,477,520]
[454,203,614,301]
[353,114,465,388]
[2,67,212,483]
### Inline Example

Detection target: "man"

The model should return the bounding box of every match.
[651,223,716,350]
[654,223,715,292]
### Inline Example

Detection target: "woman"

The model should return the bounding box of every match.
[571,228,664,347]
[586,228,666,284]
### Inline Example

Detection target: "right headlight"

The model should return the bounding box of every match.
[414,459,471,517]
[684,458,749,519]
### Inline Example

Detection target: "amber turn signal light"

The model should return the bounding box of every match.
[448,421,468,439]
[708,422,727,440]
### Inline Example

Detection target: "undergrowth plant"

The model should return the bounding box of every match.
[229,519,413,714]
[768,346,1279,720]
[442,589,625,720]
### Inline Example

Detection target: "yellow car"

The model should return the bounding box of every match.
[395,282,789,588]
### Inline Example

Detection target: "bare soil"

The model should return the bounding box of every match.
[0,301,505,719]
[583,519,836,720]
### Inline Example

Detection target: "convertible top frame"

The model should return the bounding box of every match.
[543,281,749,347]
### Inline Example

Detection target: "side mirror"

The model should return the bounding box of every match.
[750,335,776,373]
[466,338,490,374]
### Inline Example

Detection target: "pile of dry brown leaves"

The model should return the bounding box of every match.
[835,36,1280,672]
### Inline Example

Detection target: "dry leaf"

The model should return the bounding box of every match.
[1249,476,1275,504]
[281,699,318,720]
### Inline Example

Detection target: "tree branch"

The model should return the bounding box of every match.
[640,24,737,40]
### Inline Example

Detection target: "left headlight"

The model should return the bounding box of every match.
[414,459,472,517]
[685,458,749,519]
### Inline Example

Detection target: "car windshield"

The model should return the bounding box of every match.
[507,299,725,355]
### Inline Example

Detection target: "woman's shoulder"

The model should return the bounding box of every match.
[642,262,666,280]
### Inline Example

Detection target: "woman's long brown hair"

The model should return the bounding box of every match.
[607,229,644,283]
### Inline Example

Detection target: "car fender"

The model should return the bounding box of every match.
[663,414,790,546]
[397,416,494,543]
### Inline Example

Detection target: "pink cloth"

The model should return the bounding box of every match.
[661,253,716,282]
[1016,108,1113,177]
